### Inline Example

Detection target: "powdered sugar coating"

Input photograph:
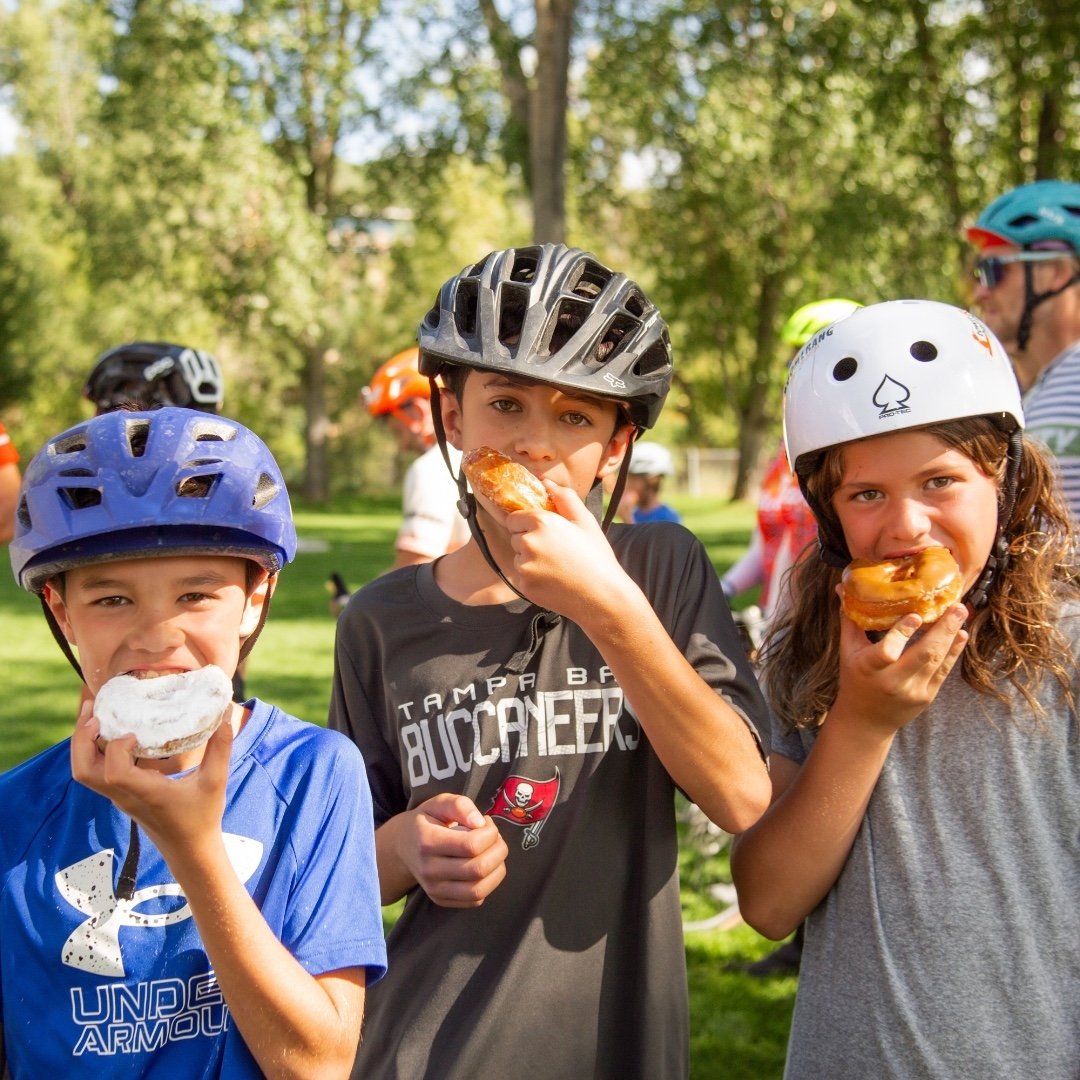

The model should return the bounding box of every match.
[94,665,234,758]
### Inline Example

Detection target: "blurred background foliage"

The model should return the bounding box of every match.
[0,0,1077,498]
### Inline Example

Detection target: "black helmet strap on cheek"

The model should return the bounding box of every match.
[1017,261,1080,352]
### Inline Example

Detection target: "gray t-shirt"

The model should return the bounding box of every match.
[329,522,767,1080]
[769,601,1080,1079]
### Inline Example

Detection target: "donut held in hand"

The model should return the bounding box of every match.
[462,447,555,513]
[841,546,962,631]
[94,665,234,758]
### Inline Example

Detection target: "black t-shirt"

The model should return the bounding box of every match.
[330,522,767,1079]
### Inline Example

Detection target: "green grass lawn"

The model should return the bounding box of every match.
[0,492,793,1078]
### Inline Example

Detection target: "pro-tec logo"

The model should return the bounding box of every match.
[487,769,561,850]
[55,834,262,977]
[872,375,911,420]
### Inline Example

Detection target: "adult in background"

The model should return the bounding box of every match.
[967,179,1080,520]
[0,419,21,545]
[361,346,469,571]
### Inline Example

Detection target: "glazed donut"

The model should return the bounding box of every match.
[462,446,555,513]
[840,546,962,631]
[95,665,234,759]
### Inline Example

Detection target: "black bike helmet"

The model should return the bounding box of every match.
[417,244,673,430]
[84,341,225,414]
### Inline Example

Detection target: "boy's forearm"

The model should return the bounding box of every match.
[168,840,363,1079]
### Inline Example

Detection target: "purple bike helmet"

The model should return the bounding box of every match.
[11,408,296,594]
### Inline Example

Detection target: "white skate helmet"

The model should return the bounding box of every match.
[782,300,1025,591]
[783,299,1023,483]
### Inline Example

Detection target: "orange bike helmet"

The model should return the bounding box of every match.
[361,348,431,418]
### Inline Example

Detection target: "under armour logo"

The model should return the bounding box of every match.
[55,834,262,977]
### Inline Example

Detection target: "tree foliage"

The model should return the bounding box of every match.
[0,0,1077,497]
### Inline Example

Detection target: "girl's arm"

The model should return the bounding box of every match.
[731,604,969,938]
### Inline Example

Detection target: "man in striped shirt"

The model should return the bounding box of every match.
[968,180,1080,521]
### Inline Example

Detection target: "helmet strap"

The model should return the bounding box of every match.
[40,594,85,682]
[1018,262,1080,351]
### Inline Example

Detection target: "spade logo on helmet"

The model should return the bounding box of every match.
[602,373,627,390]
[872,375,911,420]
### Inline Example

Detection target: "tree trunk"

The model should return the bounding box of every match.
[531,0,575,243]
[302,343,330,501]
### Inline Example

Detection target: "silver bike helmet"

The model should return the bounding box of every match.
[417,244,673,430]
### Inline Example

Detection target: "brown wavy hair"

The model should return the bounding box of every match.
[761,418,1079,731]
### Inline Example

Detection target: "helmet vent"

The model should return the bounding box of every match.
[124,419,151,457]
[509,250,540,282]
[596,315,636,363]
[569,260,610,301]
[833,357,858,381]
[191,419,237,443]
[51,432,89,457]
[177,475,218,498]
[60,486,103,510]
[499,286,530,344]
[633,341,672,378]
[253,473,281,510]
[623,290,646,318]
[454,280,479,336]
[910,340,938,361]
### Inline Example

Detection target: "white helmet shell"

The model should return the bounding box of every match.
[629,441,675,476]
[783,299,1024,478]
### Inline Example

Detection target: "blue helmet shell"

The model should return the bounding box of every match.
[968,180,1080,251]
[11,408,296,592]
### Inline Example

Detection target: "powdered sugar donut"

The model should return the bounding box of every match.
[94,665,234,758]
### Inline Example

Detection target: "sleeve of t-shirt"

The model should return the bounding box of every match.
[0,421,19,468]
[276,727,388,984]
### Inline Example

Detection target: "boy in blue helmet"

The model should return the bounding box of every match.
[967,179,1080,521]
[2,408,386,1078]
[329,244,770,1079]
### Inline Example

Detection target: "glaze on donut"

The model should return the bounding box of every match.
[840,546,962,631]
[462,447,555,513]
[95,665,234,758]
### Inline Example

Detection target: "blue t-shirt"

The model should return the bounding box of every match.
[0,700,386,1078]
[632,503,681,524]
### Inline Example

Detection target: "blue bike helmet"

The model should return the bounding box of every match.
[11,408,296,594]
[967,180,1080,251]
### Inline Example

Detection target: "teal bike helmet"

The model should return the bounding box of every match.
[967,180,1080,252]
[967,181,1080,351]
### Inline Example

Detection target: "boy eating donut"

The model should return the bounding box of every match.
[2,407,386,1078]
[329,244,771,1079]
